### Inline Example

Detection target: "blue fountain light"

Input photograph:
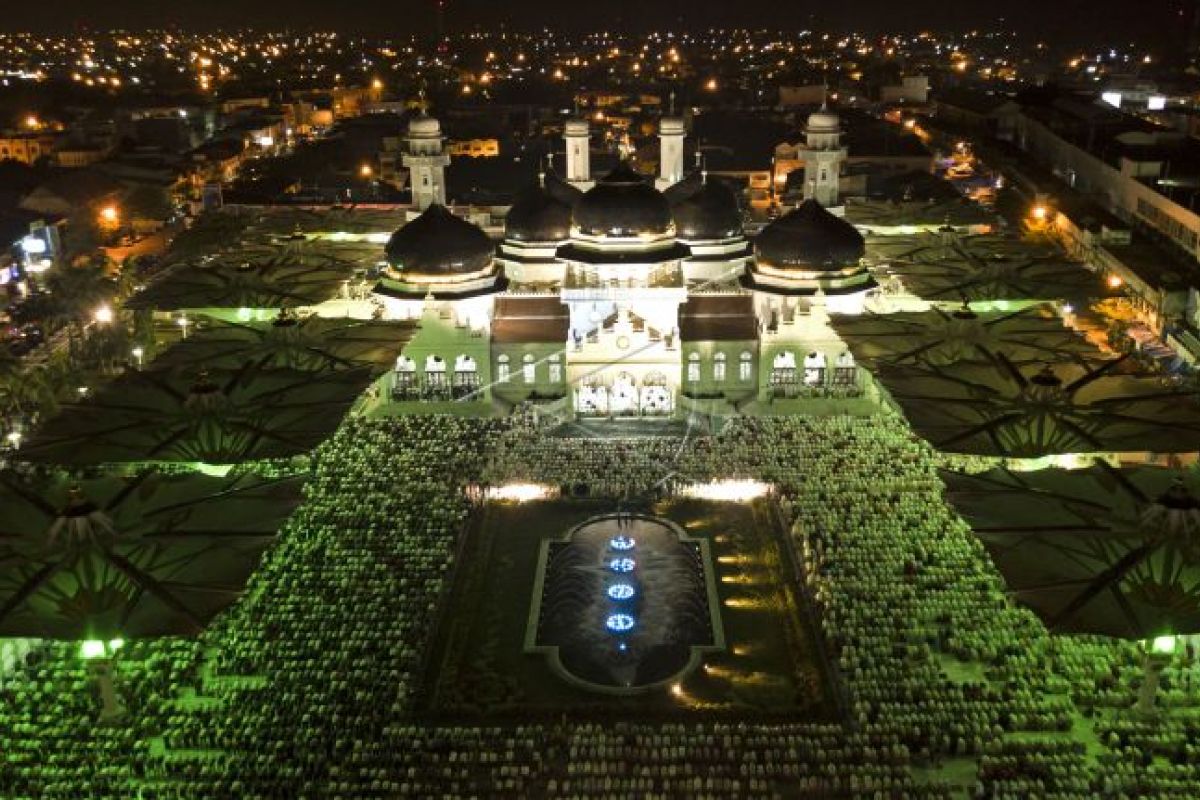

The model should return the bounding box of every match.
[606,613,635,633]
[607,582,636,600]
[609,535,636,551]
[608,557,636,573]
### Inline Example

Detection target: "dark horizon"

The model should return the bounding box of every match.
[0,0,1187,48]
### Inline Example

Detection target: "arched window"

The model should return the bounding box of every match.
[548,353,562,384]
[396,355,416,373]
[739,351,753,382]
[833,350,857,387]
[803,351,826,387]
[425,355,446,388]
[522,353,536,384]
[497,354,510,383]
[687,352,701,383]
[713,352,727,382]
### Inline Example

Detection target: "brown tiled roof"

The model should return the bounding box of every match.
[492,296,570,343]
[679,294,758,341]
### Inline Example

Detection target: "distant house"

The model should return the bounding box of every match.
[19,169,124,218]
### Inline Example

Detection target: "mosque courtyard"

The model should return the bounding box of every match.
[5,106,1200,799]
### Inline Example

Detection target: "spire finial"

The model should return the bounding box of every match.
[669,89,676,116]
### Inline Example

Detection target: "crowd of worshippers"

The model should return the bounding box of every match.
[2,412,1200,797]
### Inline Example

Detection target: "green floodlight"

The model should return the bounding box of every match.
[80,640,106,660]
[1151,635,1177,656]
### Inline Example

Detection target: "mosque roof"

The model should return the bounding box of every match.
[754,199,865,270]
[384,204,494,276]
[672,177,743,241]
[505,178,573,243]
[572,162,673,237]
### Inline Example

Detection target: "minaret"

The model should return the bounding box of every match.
[403,110,449,210]
[656,91,685,190]
[799,104,847,209]
[564,116,592,189]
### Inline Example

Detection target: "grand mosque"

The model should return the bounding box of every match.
[374,104,880,417]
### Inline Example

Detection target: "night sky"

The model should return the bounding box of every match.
[0,0,1185,44]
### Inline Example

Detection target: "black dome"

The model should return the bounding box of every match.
[754,199,865,270]
[544,170,584,207]
[672,179,742,240]
[573,162,673,237]
[506,180,573,242]
[385,204,494,276]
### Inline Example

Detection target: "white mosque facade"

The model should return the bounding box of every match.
[373,110,876,417]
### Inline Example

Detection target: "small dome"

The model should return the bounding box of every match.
[807,109,840,133]
[408,114,441,138]
[573,162,673,237]
[754,199,864,270]
[672,178,742,240]
[385,204,493,276]
[660,116,686,135]
[506,179,573,242]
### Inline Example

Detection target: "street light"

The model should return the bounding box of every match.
[1031,205,1048,222]
[5,430,21,450]
[177,315,190,338]
[359,163,374,178]
[100,206,119,225]
[93,305,114,324]
[131,346,144,368]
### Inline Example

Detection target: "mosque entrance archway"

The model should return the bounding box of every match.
[574,373,676,418]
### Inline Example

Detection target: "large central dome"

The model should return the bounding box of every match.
[573,163,673,237]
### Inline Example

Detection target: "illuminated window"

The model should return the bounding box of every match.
[497,354,510,382]
[522,354,536,384]
[739,351,753,381]
[687,352,700,382]
[713,352,727,381]
[549,353,562,383]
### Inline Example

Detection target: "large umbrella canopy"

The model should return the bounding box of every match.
[845,198,993,231]
[831,304,1100,368]
[866,230,1102,303]
[126,238,381,312]
[877,355,1200,457]
[942,465,1200,639]
[239,205,406,236]
[20,364,370,464]
[151,311,414,374]
[0,470,304,638]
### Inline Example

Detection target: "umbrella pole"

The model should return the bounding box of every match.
[88,659,128,723]
[1135,651,1170,717]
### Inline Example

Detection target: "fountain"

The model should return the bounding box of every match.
[527,514,724,693]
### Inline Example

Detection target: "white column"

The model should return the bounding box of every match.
[564,119,591,185]
[657,117,685,189]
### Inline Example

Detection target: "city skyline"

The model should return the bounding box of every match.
[0,0,1184,46]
